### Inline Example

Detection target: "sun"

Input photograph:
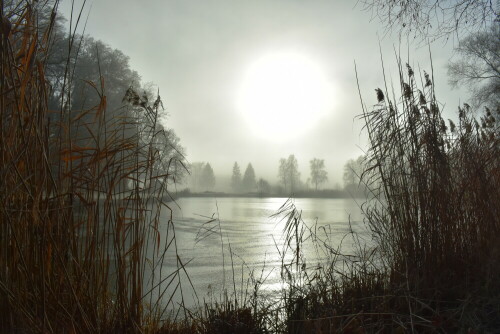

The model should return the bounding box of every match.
[236,51,333,141]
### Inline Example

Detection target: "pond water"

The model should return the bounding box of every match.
[146,197,370,310]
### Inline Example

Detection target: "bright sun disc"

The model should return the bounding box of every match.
[236,52,333,140]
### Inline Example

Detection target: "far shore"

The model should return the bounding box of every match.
[174,189,368,199]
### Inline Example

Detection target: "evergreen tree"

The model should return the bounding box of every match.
[231,162,242,193]
[242,163,257,193]
[201,163,216,191]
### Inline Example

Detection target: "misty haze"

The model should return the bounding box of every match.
[1,0,499,333]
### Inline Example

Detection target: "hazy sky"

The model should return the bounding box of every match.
[59,0,466,187]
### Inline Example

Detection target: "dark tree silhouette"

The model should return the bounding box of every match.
[448,25,500,110]
[242,163,257,193]
[360,0,498,40]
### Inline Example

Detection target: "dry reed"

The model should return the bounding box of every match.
[2,1,498,333]
[1,2,189,332]
[270,56,499,333]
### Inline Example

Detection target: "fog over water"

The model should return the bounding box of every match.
[59,0,467,187]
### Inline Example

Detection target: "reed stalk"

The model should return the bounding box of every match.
[1,2,188,332]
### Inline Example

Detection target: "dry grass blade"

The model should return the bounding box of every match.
[0,2,189,332]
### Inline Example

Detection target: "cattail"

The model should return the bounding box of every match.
[459,107,464,119]
[122,87,139,105]
[153,95,162,110]
[424,71,432,87]
[419,90,426,105]
[375,88,384,102]
[403,82,412,99]
[406,63,414,77]
[389,102,395,115]
[448,119,456,133]
[441,119,447,132]
[430,102,439,115]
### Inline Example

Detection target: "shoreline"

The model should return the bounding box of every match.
[173,190,368,200]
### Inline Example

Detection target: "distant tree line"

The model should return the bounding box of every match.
[189,162,216,192]
[184,154,374,196]
[229,162,258,193]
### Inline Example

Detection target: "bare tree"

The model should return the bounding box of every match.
[309,158,328,190]
[360,0,499,40]
[278,155,301,194]
[343,155,365,191]
[448,25,500,109]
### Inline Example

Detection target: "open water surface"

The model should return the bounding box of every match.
[146,197,368,309]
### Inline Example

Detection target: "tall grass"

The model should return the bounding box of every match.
[2,1,498,333]
[0,2,189,332]
[269,56,499,332]
[357,56,500,330]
